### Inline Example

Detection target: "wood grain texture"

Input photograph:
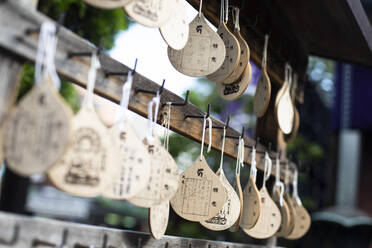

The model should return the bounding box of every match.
[253,69,271,117]
[168,14,226,77]
[207,23,240,83]
[103,122,151,200]
[3,80,72,176]
[200,169,241,231]
[159,0,189,50]
[170,156,227,222]
[229,173,243,232]
[149,201,170,240]
[48,107,117,197]
[0,211,281,247]
[128,137,179,207]
[0,1,295,181]
[272,188,291,237]
[83,0,133,9]
[240,177,261,230]
[244,187,281,239]
[124,0,176,27]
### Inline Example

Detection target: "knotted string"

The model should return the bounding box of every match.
[250,146,257,182]
[116,71,133,131]
[293,168,302,206]
[146,92,160,144]
[200,115,212,160]
[83,51,101,109]
[236,136,245,175]
[262,152,272,188]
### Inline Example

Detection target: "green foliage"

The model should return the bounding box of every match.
[287,134,324,164]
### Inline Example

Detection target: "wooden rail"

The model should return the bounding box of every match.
[0,1,295,181]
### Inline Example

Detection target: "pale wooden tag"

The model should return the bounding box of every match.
[170,155,227,222]
[285,198,311,240]
[240,176,261,230]
[124,0,176,28]
[244,187,281,239]
[275,85,294,134]
[230,173,243,232]
[223,29,249,84]
[168,14,226,77]
[127,137,179,208]
[160,0,189,50]
[253,69,271,117]
[103,122,151,199]
[3,80,72,176]
[278,192,295,237]
[83,0,133,9]
[207,23,240,83]
[47,107,117,197]
[285,108,299,143]
[200,169,241,231]
[272,187,291,237]
[216,62,251,100]
[149,201,170,240]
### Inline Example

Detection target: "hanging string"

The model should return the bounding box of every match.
[224,0,229,23]
[220,0,224,23]
[293,168,303,206]
[83,51,101,109]
[199,0,203,17]
[116,71,133,131]
[219,127,227,173]
[250,146,257,182]
[146,92,160,144]
[162,102,172,151]
[233,7,240,31]
[236,136,245,175]
[262,152,272,188]
[200,115,212,161]
[288,63,293,89]
[35,22,61,90]
[274,155,284,206]
[262,35,269,68]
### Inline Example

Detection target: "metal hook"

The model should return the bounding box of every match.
[162,90,189,107]
[205,115,229,130]
[68,37,104,59]
[184,103,210,119]
[0,223,19,246]
[104,58,138,77]
[135,79,165,95]
[225,126,244,140]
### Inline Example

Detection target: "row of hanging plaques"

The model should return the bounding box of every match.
[81,0,299,138]
[0,22,310,240]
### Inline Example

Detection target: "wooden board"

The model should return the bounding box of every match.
[159,0,189,50]
[168,13,226,77]
[127,137,179,208]
[103,122,151,200]
[83,0,133,9]
[200,169,241,231]
[124,0,176,27]
[3,80,72,176]
[170,155,227,222]
[207,23,240,83]
[216,62,251,100]
[244,187,281,239]
[285,198,311,240]
[47,107,117,197]
[223,29,250,84]
[272,187,291,237]
[240,176,261,230]
[230,173,243,232]
[253,69,271,117]
[149,201,170,240]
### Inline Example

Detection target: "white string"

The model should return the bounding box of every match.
[35,22,61,90]
[163,102,172,151]
[236,137,244,175]
[288,64,293,89]
[262,35,269,68]
[263,152,272,188]
[220,0,224,23]
[83,51,101,109]
[146,92,160,144]
[219,127,227,174]
[250,147,257,182]
[199,0,203,17]
[278,181,285,206]
[273,155,284,206]
[116,71,133,131]
[233,7,240,30]
[200,116,212,160]
[225,0,229,23]
[293,168,302,206]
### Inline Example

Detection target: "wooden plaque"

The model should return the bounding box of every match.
[124,0,176,28]
[230,173,243,232]
[216,62,251,100]
[127,137,179,208]
[3,80,72,176]
[275,85,294,134]
[168,14,226,77]
[159,0,189,50]
[149,201,170,240]
[272,188,291,237]
[240,176,261,230]
[83,0,133,9]
[48,107,117,197]
[170,156,227,222]
[279,192,296,237]
[103,122,151,199]
[223,29,250,84]
[207,23,240,83]
[244,187,281,239]
[284,107,299,143]
[200,169,241,231]
[285,198,311,240]
[253,69,271,117]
